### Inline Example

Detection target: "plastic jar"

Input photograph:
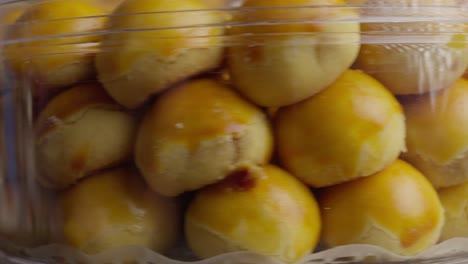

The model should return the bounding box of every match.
[1,0,468,263]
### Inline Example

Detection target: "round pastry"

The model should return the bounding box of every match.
[318,159,444,256]
[5,0,105,94]
[185,165,321,263]
[96,0,225,109]
[135,78,273,197]
[438,181,468,241]
[402,78,468,189]
[275,70,406,188]
[227,0,360,107]
[60,167,180,254]
[35,83,137,189]
[354,0,468,95]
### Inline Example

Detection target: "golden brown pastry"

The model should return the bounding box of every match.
[135,79,273,197]
[438,182,468,241]
[185,165,321,263]
[318,159,444,256]
[227,0,360,107]
[402,78,468,188]
[4,0,105,94]
[61,167,180,254]
[354,0,468,95]
[35,83,137,189]
[275,70,406,188]
[96,0,225,109]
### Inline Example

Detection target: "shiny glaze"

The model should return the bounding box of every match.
[186,165,321,263]
[275,70,404,186]
[5,0,104,72]
[60,167,180,254]
[319,160,444,255]
[97,0,223,77]
[140,79,260,152]
[36,83,118,136]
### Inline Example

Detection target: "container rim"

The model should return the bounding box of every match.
[0,3,467,47]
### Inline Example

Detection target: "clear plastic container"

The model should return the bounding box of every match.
[1,0,468,263]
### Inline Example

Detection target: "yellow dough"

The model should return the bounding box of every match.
[61,167,180,254]
[354,0,468,95]
[275,70,405,187]
[135,79,273,196]
[96,0,225,109]
[319,159,444,256]
[35,83,137,189]
[402,78,468,188]
[185,165,321,263]
[5,0,105,94]
[228,0,360,107]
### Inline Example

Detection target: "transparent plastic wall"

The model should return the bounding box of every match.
[2,0,468,264]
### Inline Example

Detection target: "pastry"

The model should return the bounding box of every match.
[275,70,405,187]
[228,0,360,107]
[402,78,468,188]
[135,78,273,196]
[61,167,180,254]
[438,182,468,241]
[318,159,444,256]
[5,0,105,94]
[36,83,137,189]
[185,165,321,263]
[354,0,468,95]
[96,0,225,109]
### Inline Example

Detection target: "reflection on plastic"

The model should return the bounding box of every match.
[0,238,466,264]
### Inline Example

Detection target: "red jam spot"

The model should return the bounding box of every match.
[225,169,257,192]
